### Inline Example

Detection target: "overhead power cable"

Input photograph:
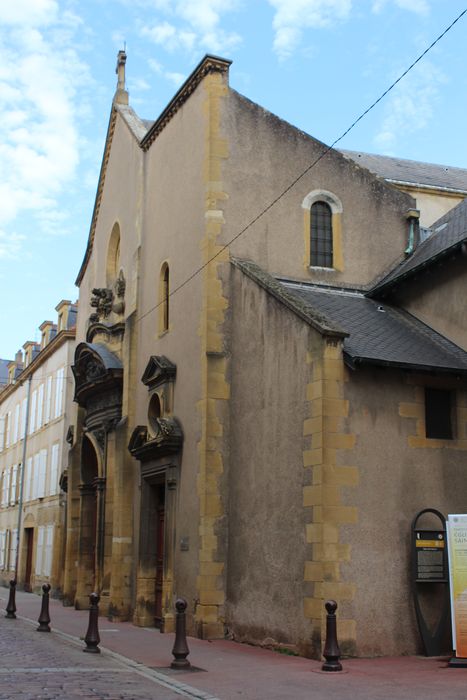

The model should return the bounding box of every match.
[135,7,466,327]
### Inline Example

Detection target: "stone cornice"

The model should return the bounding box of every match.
[0,329,75,402]
[75,106,118,287]
[140,54,231,152]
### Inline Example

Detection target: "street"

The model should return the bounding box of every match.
[2,588,467,700]
[0,613,217,700]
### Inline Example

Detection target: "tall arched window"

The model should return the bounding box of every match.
[106,223,121,286]
[310,201,333,268]
[159,263,169,333]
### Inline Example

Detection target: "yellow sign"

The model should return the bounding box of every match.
[447,515,467,658]
[415,540,445,548]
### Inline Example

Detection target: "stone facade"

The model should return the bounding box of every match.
[63,52,467,658]
[0,301,76,595]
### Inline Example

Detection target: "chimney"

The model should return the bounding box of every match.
[114,49,129,105]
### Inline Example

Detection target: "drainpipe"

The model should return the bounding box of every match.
[14,374,32,582]
[405,208,421,255]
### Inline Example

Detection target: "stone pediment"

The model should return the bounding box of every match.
[141,356,176,391]
[128,418,183,461]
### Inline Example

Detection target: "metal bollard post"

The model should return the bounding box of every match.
[83,592,101,654]
[322,600,343,672]
[171,598,191,669]
[37,583,51,632]
[5,579,17,619]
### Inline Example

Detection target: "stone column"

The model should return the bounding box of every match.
[162,466,178,633]
[107,424,134,620]
[94,477,107,595]
[75,484,97,609]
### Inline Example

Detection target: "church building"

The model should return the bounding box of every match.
[64,51,467,658]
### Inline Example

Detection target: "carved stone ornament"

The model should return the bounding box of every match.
[141,356,176,391]
[115,270,126,298]
[66,425,74,446]
[85,358,106,382]
[72,343,123,430]
[128,417,183,461]
[90,287,114,322]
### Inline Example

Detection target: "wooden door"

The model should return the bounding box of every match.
[24,529,33,592]
[154,501,165,628]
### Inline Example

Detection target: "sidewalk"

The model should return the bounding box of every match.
[1,586,467,700]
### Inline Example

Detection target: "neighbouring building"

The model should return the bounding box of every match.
[63,52,467,658]
[340,150,467,227]
[0,301,77,595]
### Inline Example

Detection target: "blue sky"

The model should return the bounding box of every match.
[1,0,466,360]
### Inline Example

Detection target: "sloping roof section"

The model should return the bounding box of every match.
[232,259,347,339]
[340,150,467,193]
[281,282,467,375]
[370,197,467,295]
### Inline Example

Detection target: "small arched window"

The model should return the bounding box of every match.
[159,263,169,333]
[310,201,333,268]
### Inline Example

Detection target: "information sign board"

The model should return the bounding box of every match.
[414,530,446,582]
[447,514,467,660]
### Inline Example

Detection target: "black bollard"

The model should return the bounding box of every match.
[37,583,51,632]
[5,579,17,619]
[322,600,342,672]
[83,592,101,654]
[171,598,191,669]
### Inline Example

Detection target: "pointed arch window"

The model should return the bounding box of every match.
[310,201,333,268]
[159,263,169,334]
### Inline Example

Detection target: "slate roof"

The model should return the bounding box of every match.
[340,150,467,193]
[281,282,467,374]
[87,343,123,370]
[371,197,467,295]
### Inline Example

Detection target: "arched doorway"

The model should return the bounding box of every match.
[76,435,99,605]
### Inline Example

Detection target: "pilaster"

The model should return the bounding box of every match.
[195,69,230,639]
[303,339,358,656]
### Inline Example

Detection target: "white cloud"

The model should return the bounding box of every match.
[267,0,352,59]
[165,71,185,86]
[142,21,197,51]
[373,61,445,153]
[372,0,430,14]
[0,7,89,236]
[0,230,25,260]
[140,0,241,55]
[0,0,59,27]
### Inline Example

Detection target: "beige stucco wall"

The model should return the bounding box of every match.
[394,187,465,228]
[392,256,467,352]
[76,112,145,341]
[72,70,231,628]
[227,267,317,653]
[136,83,209,611]
[343,367,467,656]
[221,90,415,289]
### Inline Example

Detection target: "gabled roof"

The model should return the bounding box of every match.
[75,55,231,287]
[234,259,467,375]
[281,282,467,375]
[370,197,467,296]
[231,259,347,339]
[340,150,467,194]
